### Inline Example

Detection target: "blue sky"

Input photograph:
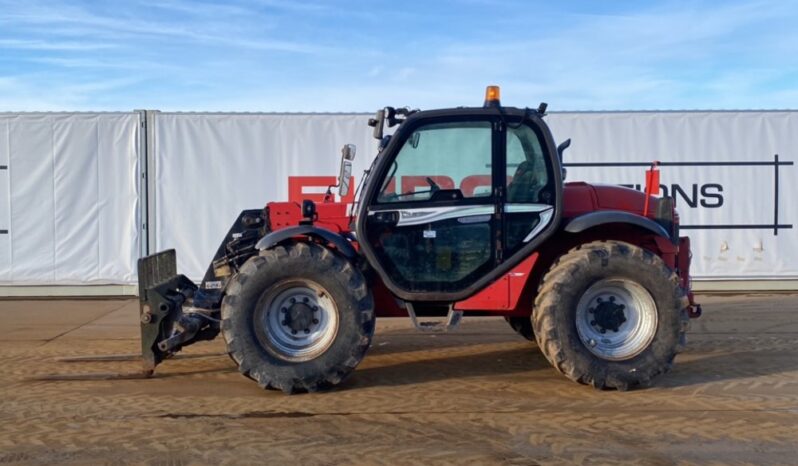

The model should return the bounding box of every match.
[1,0,797,111]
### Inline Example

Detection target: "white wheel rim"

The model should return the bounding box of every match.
[575,278,658,361]
[256,281,339,362]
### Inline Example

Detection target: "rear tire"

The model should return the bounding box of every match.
[532,240,688,390]
[221,242,374,394]
[505,316,534,341]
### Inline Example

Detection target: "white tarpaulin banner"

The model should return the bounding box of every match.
[0,113,140,285]
[546,112,796,279]
[152,111,796,283]
[152,113,377,279]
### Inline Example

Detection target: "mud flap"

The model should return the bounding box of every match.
[138,249,203,375]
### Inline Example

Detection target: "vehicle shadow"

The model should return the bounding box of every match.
[353,330,798,391]
[653,343,798,389]
[344,344,551,390]
[367,333,532,357]
[368,318,529,357]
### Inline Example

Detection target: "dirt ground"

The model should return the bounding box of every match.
[0,294,797,465]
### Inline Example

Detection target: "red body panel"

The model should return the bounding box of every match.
[562,182,598,217]
[272,178,696,318]
[268,201,351,233]
[563,182,661,218]
[454,253,539,311]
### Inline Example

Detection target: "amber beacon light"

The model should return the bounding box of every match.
[483,85,501,107]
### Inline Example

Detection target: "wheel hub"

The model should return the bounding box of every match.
[282,301,317,334]
[590,297,627,333]
[256,282,339,362]
[575,278,658,361]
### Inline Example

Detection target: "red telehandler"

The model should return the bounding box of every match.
[135,87,701,393]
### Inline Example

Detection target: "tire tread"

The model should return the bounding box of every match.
[532,240,688,390]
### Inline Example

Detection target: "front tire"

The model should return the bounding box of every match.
[221,242,375,394]
[533,240,688,390]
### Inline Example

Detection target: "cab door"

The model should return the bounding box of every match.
[502,121,556,260]
[362,119,499,295]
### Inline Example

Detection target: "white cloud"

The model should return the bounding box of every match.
[1,0,797,111]
[0,38,114,51]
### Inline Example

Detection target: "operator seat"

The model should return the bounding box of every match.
[507,160,541,203]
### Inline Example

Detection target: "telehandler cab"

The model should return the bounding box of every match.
[137,86,701,393]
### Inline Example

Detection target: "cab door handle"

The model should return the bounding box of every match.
[370,211,399,226]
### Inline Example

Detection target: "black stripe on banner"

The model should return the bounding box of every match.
[774,154,780,236]
[502,159,794,169]
[681,224,793,230]
[563,160,794,167]
[0,165,7,170]
[0,230,8,234]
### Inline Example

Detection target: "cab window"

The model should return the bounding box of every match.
[504,123,553,255]
[506,124,550,204]
[377,121,493,203]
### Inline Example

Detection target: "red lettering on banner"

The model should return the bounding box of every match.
[288,176,355,203]
[289,174,502,202]
[461,175,492,197]
[383,177,396,196]
[401,176,455,194]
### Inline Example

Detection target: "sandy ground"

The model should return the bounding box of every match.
[0,294,797,465]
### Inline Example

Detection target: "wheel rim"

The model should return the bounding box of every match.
[575,278,658,361]
[255,281,339,362]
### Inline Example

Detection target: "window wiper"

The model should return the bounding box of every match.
[382,178,438,201]
[382,189,433,201]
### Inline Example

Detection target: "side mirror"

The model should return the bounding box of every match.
[557,139,571,181]
[557,139,571,159]
[338,160,353,197]
[342,143,356,161]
